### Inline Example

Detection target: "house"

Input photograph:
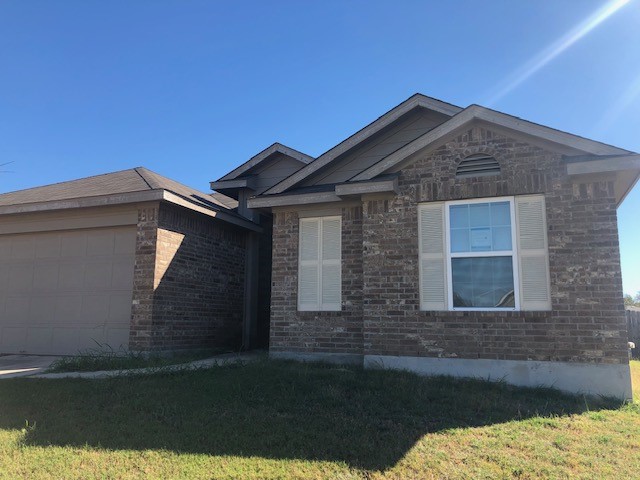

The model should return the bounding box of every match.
[1,94,639,398]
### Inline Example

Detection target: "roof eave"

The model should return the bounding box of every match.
[0,189,262,232]
[247,176,398,209]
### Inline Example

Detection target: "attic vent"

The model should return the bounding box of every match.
[456,154,501,178]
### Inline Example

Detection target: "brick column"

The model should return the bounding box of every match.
[129,203,160,351]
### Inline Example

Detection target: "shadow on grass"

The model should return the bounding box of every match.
[0,359,623,471]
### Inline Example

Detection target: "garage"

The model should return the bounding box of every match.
[0,225,136,355]
[0,166,259,355]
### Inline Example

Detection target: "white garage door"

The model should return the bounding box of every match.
[0,226,136,355]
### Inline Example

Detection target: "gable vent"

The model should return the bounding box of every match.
[456,154,501,178]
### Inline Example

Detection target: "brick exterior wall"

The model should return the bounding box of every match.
[130,202,160,350]
[270,126,629,365]
[270,206,363,355]
[130,202,246,352]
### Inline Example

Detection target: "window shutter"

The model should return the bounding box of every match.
[419,202,447,310]
[298,218,320,310]
[321,217,341,311]
[298,216,341,311]
[515,195,551,310]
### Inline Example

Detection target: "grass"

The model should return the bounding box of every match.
[0,359,638,479]
[46,347,226,373]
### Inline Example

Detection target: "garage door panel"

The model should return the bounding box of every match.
[109,293,136,321]
[77,327,110,351]
[114,229,136,255]
[8,264,33,293]
[5,296,29,320]
[55,295,84,324]
[0,266,8,291]
[0,226,136,355]
[81,294,110,322]
[34,233,61,258]
[106,326,130,351]
[33,263,60,292]
[60,232,87,257]
[87,230,115,256]
[84,261,113,290]
[26,327,54,353]
[51,328,81,355]
[30,296,57,323]
[1,327,27,352]
[58,262,85,290]
[11,236,35,259]
[112,259,135,289]
[0,237,11,257]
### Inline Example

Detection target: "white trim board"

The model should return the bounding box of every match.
[364,355,632,400]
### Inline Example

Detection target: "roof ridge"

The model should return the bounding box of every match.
[133,167,155,190]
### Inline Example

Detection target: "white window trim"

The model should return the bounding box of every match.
[298,215,342,312]
[444,196,520,312]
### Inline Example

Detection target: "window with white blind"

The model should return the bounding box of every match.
[298,216,341,311]
[418,195,551,311]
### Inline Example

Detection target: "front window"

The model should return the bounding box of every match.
[446,198,518,310]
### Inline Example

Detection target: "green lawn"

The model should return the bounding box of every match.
[0,359,638,479]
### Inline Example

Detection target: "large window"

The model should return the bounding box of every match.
[418,195,551,312]
[447,199,518,310]
[298,216,341,311]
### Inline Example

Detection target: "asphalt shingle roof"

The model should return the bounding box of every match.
[0,167,236,213]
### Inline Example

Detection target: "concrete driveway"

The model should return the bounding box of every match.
[0,355,60,379]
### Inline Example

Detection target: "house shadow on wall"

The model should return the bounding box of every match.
[0,360,622,472]
[146,205,272,352]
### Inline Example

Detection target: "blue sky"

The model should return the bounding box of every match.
[1,0,639,295]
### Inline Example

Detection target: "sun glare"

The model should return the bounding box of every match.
[596,69,640,132]
[485,0,631,106]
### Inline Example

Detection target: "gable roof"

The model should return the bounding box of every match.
[248,94,639,209]
[350,104,632,181]
[0,167,259,231]
[216,142,313,182]
[262,94,463,195]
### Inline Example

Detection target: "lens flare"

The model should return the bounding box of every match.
[596,70,640,132]
[485,0,631,106]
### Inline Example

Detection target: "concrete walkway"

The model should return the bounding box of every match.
[27,351,261,380]
[0,355,61,379]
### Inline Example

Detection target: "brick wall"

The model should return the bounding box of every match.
[270,206,363,355]
[130,203,160,350]
[130,202,246,352]
[270,126,629,365]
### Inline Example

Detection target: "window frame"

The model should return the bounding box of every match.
[297,215,342,312]
[444,196,520,312]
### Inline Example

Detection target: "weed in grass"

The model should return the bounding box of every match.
[47,343,229,373]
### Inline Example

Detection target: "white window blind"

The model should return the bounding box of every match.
[298,216,341,311]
